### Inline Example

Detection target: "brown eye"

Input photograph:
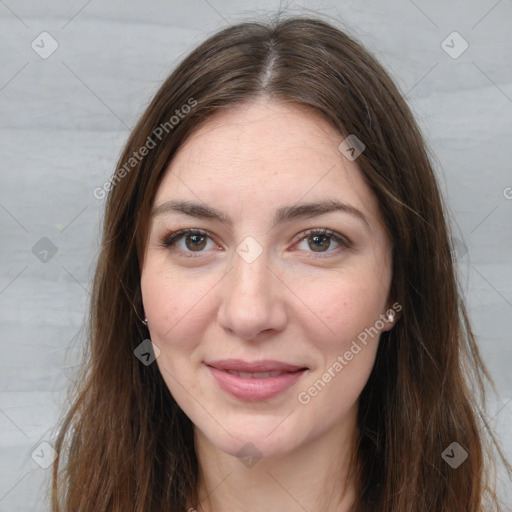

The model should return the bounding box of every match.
[307,234,332,252]
[161,229,215,255]
[295,228,350,257]
[185,233,207,251]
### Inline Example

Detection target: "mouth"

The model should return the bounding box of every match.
[205,359,309,401]
[206,358,308,373]
[220,369,296,378]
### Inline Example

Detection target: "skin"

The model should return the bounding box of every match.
[140,98,396,512]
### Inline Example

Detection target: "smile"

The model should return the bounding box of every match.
[205,361,308,401]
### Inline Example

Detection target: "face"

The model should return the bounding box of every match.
[140,99,395,460]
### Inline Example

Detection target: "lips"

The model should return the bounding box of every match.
[206,359,307,373]
[223,370,284,378]
[205,359,308,401]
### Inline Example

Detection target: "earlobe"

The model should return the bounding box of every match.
[381,310,395,332]
[382,301,402,330]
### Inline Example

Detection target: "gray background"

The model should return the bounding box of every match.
[1,0,511,510]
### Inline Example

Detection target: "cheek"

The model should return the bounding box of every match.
[140,263,216,343]
[140,268,206,397]
[303,268,388,342]
[296,266,388,407]
[140,279,177,341]
[296,273,384,419]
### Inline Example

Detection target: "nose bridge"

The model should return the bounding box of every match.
[231,247,270,297]
[218,243,286,338]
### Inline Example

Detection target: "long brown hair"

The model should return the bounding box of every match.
[50,14,511,512]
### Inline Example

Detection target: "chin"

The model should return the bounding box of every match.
[198,421,305,463]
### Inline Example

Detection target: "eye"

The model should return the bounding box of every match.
[160,228,217,256]
[293,228,350,257]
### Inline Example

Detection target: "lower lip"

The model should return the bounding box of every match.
[207,366,307,401]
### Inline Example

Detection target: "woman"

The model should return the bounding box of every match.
[50,15,510,512]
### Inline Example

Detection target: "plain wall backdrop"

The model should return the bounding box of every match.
[1,0,511,510]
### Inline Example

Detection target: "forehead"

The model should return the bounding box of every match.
[153,99,381,226]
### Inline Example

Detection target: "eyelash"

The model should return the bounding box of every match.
[159,228,351,259]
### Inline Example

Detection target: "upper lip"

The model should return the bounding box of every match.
[206,359,307,373]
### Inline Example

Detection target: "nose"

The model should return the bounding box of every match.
[217,248,287,341]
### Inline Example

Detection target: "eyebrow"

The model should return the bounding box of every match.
[150,199,370,230]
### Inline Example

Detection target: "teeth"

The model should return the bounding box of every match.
[225,370,283,378]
